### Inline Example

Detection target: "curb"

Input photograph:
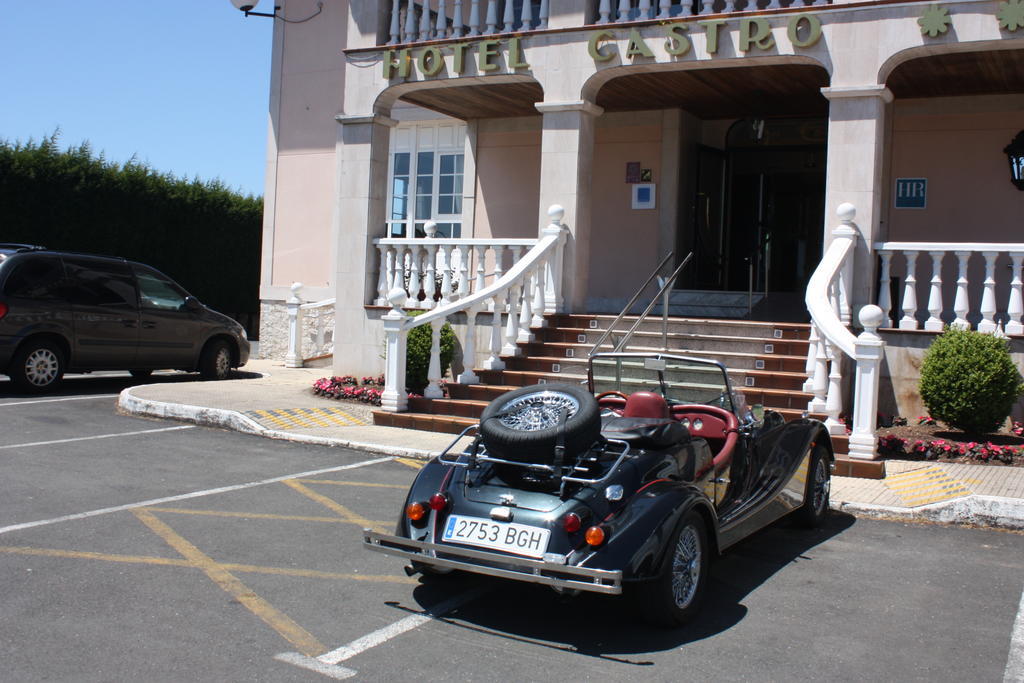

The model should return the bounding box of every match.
[119,386,1024,531]
[117,387,435,460]
[833,495,1024,531]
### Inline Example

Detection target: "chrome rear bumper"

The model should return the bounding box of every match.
[363,530,623,595]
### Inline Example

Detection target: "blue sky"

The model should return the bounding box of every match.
[1,1,273,197]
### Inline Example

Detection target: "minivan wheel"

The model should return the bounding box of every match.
[10,340,65,393]
[199,340,232,381]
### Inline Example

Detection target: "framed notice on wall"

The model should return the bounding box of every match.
[895,178,927,209]
[632,183,656,210]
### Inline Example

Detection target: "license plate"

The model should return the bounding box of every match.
[441,514,550,559]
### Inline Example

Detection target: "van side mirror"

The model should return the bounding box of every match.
[750,404,765,423]
[184,296,202,311]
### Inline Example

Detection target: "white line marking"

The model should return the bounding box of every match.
[0,425,196,450]
[1006,585,1024,682]
[0,394,120,407]
[272,653,356,680]
[321,587,488,665]
[0,456,394,536]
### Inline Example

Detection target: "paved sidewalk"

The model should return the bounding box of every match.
[118,359,1024,530]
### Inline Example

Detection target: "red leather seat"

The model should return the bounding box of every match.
[621,391,670,419]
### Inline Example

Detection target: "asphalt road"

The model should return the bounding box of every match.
[1,373,1022,682]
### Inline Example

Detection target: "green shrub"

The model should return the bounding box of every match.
[405,312,455,394]
[919,328,1024,434]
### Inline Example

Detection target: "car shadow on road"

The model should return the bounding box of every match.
[0,369,262,399]
[405,511,857,663]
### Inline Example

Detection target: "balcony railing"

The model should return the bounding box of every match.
[387,1,550,44]
[385,0,831,46]
[595,0,827,20]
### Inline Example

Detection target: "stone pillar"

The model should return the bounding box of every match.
[332,112,396,377]
[820,85,892,312]
[535,100,602,312]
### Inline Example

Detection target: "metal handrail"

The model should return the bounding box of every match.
[587,251,674,356]
[609,252,693,354]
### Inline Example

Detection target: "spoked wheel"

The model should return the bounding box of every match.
[478,383,600,464]
[10,341,65,393]
[794,445,831,528]
[638,511,709,627]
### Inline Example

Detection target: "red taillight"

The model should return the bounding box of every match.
[562,512,582,533]
[406,502,426,521]
[584,525,606,547]
[0,302,8,320]
[428,493,448,511]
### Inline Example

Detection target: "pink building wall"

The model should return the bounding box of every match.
[262,0,347,299]
[887,95,1024,243]
[473,122,542,239]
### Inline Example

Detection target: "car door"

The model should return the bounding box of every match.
[131,264,200,370]
[61,256,139,369]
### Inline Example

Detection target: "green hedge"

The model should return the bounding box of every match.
[0,133,262,333]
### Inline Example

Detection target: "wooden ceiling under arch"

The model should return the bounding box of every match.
[398,48,1024,120]
[401,82,545,119]
[595,63,831,118]
[887,48,1024,98]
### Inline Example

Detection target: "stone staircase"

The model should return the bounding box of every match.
[373,314,881,476]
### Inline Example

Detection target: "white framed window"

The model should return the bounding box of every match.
[387,121,466,239]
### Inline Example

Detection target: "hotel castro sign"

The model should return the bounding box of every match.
[383,15,824,80]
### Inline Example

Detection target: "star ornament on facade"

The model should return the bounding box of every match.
[998,0,1024,31]
[919,4,952,37]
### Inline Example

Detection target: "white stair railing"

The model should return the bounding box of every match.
[874,243,1024,334]
[387,0,549,44]
[285,283,337,368]
[804,204,886,460]
[380,205,568,411]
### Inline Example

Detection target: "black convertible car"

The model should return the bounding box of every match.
[364,352,833,626]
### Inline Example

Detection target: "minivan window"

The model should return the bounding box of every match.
[63,259,137,309]
[3,256,65,299]
[134,266,188,311]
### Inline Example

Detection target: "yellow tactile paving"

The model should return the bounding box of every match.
[244,407,369,430]
[884,464,972,506]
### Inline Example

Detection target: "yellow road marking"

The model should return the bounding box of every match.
[290,479,407,489]
[283,480,390,534]
[133,508,327,657]
[218,562,417,584]
[885,465,971,505]
[0,545,416,584]
[245,408,368,430]
[0,545,191,568]
[394,457,425,470]
[888,471,951,486]
[145,506,391,527]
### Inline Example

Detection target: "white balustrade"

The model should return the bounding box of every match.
[373,236,537,309]
[285,282,337,369]
[875,242,1024,333]
[805,204,885,460]
[388,0,553,44]
[380,206,569,411]
[384,0,823,46]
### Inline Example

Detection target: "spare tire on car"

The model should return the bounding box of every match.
[478,383,601,465]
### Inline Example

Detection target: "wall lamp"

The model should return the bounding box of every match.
[229,0,323,21]
[1005,131,1024,191]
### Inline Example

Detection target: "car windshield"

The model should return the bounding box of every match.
[588,353,739,414]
